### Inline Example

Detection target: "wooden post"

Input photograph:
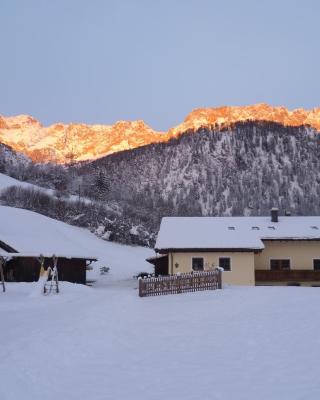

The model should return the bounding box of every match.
[52,255,59,293]
[0,257,6,293]
[139,278,142,297]
[38,254,45,281]
[218,269,222,289]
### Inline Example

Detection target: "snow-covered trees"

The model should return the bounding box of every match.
[2,121,320,246]
[76,121,320,219]
[93,168,109,200]
[0,185,155,246]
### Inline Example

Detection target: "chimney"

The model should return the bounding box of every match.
[271,208,278,223]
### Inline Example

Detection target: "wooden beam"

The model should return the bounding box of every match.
[156,248,262,253]
[0,240,18,253]
[0,257,6,293]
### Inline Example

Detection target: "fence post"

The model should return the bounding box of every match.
[138,278,143,297]
[177,274,181,293]
[218,270,222,289]
[0,257,5,293]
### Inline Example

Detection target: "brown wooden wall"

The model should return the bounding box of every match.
[153,256,169,276]
[255,269,320,282]
[4,257,87,284]
[57,258,86,284]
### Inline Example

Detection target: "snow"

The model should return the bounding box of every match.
[0,115,165,163]
[0,205,100,258]
[156,216,320,250]
[1,282,320,399]
[0,172,93,205]
[156,217,264,250]
[1,207,320,399]
[0,172,38,192]
[0,172,64,200]
[130,225,139,235]
[0,206,153,275]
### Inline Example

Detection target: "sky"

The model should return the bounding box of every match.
[1,0,320,131]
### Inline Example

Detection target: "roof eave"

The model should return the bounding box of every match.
[0,252,98,261]
[155,247,263,253]
[262,237,320,241]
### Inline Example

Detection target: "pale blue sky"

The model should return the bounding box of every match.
[1,0,319,130]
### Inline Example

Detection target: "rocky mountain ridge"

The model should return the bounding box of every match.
[1,103,320,164]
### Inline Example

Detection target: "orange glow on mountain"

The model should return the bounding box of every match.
[1,103,320,164]
[169,103,320,136]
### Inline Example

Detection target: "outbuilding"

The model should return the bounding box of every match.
[0,206,97,284]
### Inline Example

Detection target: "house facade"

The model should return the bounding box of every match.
[150,210,320,286]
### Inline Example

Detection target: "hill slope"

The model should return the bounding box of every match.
[76,121,320,220]
[0,205,153,279]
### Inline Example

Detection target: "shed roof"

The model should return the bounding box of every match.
[155,216,320,251]
[0,206,98,260]
[0,252,97,261]
[146,254,168,264]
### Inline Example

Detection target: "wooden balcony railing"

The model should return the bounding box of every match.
[255,269,320,282]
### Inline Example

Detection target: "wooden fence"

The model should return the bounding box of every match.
[139,270,222,297]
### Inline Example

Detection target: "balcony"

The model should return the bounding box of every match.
[255,269,320,285]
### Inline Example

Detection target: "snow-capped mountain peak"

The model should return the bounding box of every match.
[1,103,320,163]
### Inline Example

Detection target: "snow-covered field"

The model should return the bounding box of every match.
[1,206,320,399]
[1,271,320,399]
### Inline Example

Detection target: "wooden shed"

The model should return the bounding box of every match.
[1,253,96,284]
[0,205,99,285]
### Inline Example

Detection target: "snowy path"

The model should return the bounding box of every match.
[1,278,320,400]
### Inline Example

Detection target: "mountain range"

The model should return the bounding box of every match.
[1,103,320,164]
[1,103,320,247]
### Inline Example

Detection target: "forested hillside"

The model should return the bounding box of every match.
[1,121,320,246]
[76,121,320,217]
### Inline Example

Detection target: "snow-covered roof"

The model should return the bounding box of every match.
[0,206,98,260]
[0,252,97,261]
[146,254,168,263]
[155,216,320,251]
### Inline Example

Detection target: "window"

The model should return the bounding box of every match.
[313,259,320,271]
[192,257,204,271]
[270,259,290,270]
[219,257,231,271]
